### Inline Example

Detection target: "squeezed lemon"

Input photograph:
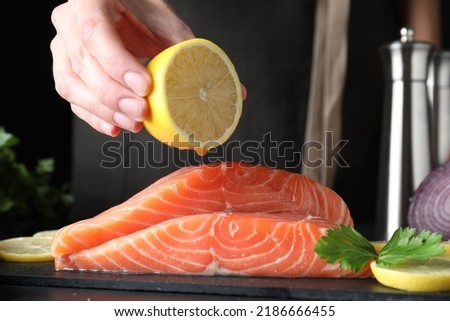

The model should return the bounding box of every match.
[144,38,243,155]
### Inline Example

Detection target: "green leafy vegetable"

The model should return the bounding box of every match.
[376,227,445,266]
[0,127,73,238]
[315,225,446,272]
[314,225,377,272]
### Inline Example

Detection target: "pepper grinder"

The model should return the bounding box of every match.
[376,28,436,240]
[429,51,450,165]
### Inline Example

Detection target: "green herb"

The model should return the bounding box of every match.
[376,227,445,266]
[314,225,377,272]
[0,127,73,237]
[314,225,445,272]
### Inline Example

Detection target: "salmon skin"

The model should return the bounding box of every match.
[55,212,370,278]
[52,161,366,277]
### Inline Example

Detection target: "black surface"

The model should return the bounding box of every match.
[1,262,449,301]
[0,284,255,301]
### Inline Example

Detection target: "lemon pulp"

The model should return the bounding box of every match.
[368,241,450,292]
[0,234,55,262]
[371,255,450,292]
[145,38,243,155]
[32,229,58,238]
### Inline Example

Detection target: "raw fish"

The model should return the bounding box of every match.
[52,162,366,277]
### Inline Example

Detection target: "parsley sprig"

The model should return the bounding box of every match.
[314,225,446,272]
[0,127,73,238]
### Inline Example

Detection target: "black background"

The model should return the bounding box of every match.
[1,1,449,223]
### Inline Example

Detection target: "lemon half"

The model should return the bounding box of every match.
[145,38,243,155]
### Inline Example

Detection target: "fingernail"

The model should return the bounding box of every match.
[100,121,114,136]
[113,112,135,130]
[123,71,149,96]
[118,98,145,121]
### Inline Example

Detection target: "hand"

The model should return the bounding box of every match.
[50,0,194,136]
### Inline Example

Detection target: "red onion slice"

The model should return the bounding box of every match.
[408,160,450,240]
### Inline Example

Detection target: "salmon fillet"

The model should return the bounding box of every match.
[51,162,352,258]
[55,212,370,278]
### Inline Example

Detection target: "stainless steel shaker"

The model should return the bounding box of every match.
[429,51,450,165]
[376,28,436,240]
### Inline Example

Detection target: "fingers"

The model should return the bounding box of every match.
[50,0,244,138]
[51,1,148,135]
[71,104,120,137]
[241,84,247,101]
[51,35,143,136]
[71,0,151,96]
[71,104,143,136]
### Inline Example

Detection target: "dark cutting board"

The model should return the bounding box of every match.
[1,262,449,300]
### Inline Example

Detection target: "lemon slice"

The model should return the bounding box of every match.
[444,241,450,255]
[32,229,58,238]
[145,38,243,155]
[370,241,450,292]
[371,241,386,253]
[370,257,450,292]
[371,241,450,255]
[0,236,54,262]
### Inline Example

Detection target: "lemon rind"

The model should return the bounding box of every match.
[0,236,54,263]
[145,38,242,153]
[370,260,450,292]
